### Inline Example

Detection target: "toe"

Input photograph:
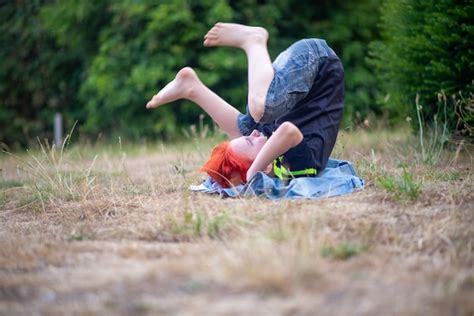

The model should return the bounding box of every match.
[204,38,216,46]
[209,26,220,34]
[147,97,160,108]
[204,30,217,39]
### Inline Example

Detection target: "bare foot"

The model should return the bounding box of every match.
[146,67,199,109]
[203,23,268,51]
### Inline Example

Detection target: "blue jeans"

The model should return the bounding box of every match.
[239,38,337,128]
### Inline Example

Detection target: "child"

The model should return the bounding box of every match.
[146,23,344,188]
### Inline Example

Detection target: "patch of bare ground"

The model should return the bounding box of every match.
[0,129,473,315]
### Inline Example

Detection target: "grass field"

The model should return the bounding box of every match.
[0,128,473,315]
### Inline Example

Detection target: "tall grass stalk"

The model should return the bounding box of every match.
[415,94,426,160]
[415,92,449,165]
[455,91,474,137]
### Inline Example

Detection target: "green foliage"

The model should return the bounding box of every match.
[370,0,474,128]
[5,0,472,146]
[321,242,363,260]
[377,167,421,200]
[1,0,383,147]
[161,209,231,241]
[0,1,83,148]
[0,179,24,190]
[79,0,241,139]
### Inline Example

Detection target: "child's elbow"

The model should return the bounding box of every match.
[279,122,303,146]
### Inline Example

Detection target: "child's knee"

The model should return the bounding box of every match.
[248,94,266,122]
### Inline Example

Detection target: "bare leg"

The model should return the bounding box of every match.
[204,23,274,122]
[146,67,242,139]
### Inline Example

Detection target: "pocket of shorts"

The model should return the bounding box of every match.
[282,65,315,111]
[284,55,317,94]
[285,67,313,97]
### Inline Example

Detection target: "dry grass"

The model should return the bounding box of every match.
[0,128,473,316]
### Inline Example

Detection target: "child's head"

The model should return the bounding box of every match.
[200,141,253,187]
[200,130,267,187]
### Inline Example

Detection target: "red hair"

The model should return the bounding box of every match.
[200,141,253,188]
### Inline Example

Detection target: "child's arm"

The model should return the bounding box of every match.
[246,121,303,181]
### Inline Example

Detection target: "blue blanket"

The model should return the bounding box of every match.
[189,159,364,200]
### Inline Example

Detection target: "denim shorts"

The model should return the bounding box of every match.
[236,39,344,174]
[260,38,337,123]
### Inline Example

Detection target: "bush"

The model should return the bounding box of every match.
[0,1,82,148]
[369,0,474,129]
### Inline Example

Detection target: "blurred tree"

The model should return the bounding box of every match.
[369,0,473,129]
[1,0,382,147]
[0,1,111,148]
[78,0,381,138]
[0,1,79,148]
[79,0,241,139]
